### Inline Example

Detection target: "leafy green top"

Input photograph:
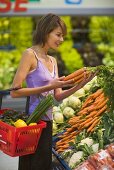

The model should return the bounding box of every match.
[88,65,114,111]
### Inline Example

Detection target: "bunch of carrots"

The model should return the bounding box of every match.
[55,89,108,153]
[64,67,90,85]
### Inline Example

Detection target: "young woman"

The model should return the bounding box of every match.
[11,13,95,170]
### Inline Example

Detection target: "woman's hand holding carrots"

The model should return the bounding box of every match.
[69,71,97,93]
[50,76,74,89]
[64,67,98,88]
[76,71,97,89]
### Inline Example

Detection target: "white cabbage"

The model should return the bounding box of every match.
[52,106,61,113]
[60,98,69,111]
[53,120,58,135]
[54,112,64,124]
[63,106,75,118]
[91,76,97,84]
[69,151,84,168]
[91,143,99,153]
[74,88,85,98]
[83,84,92,92]
[80,138,94,147]
[53,120,58,131]
[68,96,81,109]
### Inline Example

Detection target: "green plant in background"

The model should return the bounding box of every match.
[0,50,22,89]
[58,16,84,73]
[0,17,33,89]
[10,17,33,49]
[89,16,114,67]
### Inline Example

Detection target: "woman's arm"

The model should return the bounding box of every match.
[11,51,73,98]
[54,74,95,101]
[54,59,96,101]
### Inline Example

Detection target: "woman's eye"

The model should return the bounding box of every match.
[57,34,61,37]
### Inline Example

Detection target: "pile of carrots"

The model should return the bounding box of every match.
[55,89,108,153]
[64,67,90,84]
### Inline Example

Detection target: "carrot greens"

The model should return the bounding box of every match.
[87,65,114,112]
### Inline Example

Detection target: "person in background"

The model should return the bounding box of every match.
[11,13,95,170]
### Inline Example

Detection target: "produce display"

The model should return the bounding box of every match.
[52,66,114,170]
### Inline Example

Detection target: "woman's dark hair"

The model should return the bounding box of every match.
[33,13,67,46]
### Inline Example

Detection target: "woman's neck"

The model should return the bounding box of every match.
[35,45,48,55]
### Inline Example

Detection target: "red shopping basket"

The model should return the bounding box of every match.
[0,111,46,157]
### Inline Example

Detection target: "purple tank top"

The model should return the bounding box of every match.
[26,49,57,121]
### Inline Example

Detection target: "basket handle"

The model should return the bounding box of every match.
[0,87,30,114]
[0,87,22,109]
[0,87,22,95]
[0,134,7,144]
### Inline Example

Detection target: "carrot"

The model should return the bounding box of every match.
[79,117,93,127]
[71,120,84,129]
[58,132,76,143]
[95,105,107,116]
[83,117,98,128]
[86,110,97,119]
[58,135,71,142]
[89,127,95,133]
[71,130,78,135]
[57,139,74,150]
[69,115,81,121]
[56,148,65,153]
[56,141,68,147]
[77,108,86,115]
[58,144,69,149]
[61,131,70,136]
[87,118,100,132]
[58,134,68,138]
[74,70,90,83]
[56,141,69,147]
[64,68,85,81]
[77,110,88,116]
[65,127,77,133]
[56,139,69,146]
[57,148,68,153]
[96,98,108,110]
[94,93,105,103]
[90,120,101,133]
[73,72,84,82]
[92,89,103,99]
[75,77,84,84]
[78,105,95,115]
[68,138,75,143]
[94,97,105,106]
[81,97,94,109]
[87,105,95,112]
[68,116,81,124]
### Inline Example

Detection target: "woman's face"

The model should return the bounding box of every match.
[46,26,64,50]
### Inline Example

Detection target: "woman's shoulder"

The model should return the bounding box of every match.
[21,48,35,59]
[24,48,35,56]
[19,48,36,66]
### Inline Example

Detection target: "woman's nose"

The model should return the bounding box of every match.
[60,36,64,42]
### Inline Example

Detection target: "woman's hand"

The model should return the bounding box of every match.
[75,71,97,89]
[50,76,74,89]
[54,71,97,101]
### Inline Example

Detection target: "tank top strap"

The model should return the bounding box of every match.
[50,57,57,78]
[48,56,56,77]
[28,48,39,61]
